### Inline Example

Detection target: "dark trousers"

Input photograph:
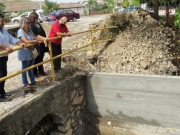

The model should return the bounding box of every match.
[0,57,8,98]
[33,54,45,75]
[51,42,62,70]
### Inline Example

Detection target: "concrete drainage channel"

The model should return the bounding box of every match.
[1,72,180,135]
[27,114,180,135]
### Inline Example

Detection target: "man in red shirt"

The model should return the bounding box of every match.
[48,16,72,73]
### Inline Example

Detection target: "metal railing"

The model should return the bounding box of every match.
[0,26,117,83]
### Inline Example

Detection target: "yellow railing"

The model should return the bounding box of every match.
[0,26,117,83]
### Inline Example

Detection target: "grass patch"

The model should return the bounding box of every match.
[159,15,175,25]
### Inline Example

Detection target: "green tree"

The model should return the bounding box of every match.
[88,0,98,12]
[0,3,5,13]
[104,0,114,11]
[158,0,179,25]
[122,0,130,8]
[132,0,141,6]
[174,8,180,28]
[4,13,11,23]
[42,0,59,15]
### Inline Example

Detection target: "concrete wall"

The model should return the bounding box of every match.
[0,75,86,135]
[86,73,180,129]
[1,72,180,134]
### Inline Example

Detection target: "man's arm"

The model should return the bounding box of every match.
[0,44,13,53]
[0,42,25,54]
[51,23,72,37]
[56,32,72,37]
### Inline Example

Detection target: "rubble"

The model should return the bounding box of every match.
[63,11,180,75]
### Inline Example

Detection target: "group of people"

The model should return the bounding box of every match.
[0,12,72,102]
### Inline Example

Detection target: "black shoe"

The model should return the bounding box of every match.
[0,97,12,102]
[34,74,39,78]
[5,93,12,97]
[39,72,47,76]
[55,69,59,73]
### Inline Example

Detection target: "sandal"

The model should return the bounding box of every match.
[30,81,40,86]
[24,84,33,88]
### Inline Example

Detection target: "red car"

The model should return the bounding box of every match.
[55,10,80,22]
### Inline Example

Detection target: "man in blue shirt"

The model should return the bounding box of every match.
[0,13,25,102]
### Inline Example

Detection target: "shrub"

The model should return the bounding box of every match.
[174,8,180,28]
[122,0,130,8]
[83,9,87,15]
[4,14,11,23]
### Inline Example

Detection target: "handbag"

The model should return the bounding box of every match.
[31,47,39,59]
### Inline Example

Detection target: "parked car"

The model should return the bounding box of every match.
[44,15,50,21]
[11,10,45,23]
[35,9,45,22]
[114,7,124,12]
[46,10,80,22]
[123,7,139,12]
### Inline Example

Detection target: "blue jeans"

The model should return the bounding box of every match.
[21,59,35,86]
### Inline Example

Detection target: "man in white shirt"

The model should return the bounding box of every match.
[0,13,25,102]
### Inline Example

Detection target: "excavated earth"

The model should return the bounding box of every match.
[63,11,180,76]
[61,11,180,135]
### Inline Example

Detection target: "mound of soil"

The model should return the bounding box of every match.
[63,11,180,75]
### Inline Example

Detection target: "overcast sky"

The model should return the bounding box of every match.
[32,0,80,3]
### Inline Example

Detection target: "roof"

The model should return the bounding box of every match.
[58,4,85,9]
[3,3,85,13]
[3,5,40,13]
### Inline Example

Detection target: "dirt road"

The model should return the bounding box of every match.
[4,14,109,92]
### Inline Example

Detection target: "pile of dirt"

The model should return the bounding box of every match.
[63,11,180,75]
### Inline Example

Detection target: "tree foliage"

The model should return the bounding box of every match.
[88,0,98,10]
[4,13,11,23]
[139,0,179,7]
[0,3,5,13]
[91,3,108,11]
[104,0,114,10]
[121,0,140,7]
[88,0,113,11]
[42,0,59,15]
[132,0,141,6]
[174,8,180,28]
[158,0,178,5]
[122,0,130,8]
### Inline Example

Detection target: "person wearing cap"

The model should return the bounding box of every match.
[0,13,25,102]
